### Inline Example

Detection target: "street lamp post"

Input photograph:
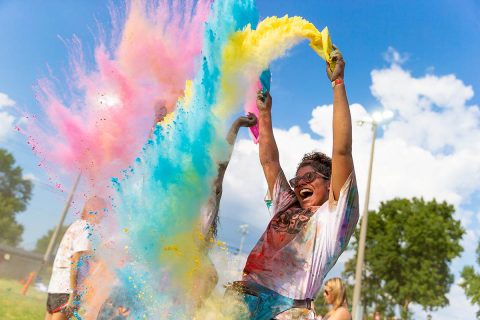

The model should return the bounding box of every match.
[238,224,249,272]
[351,110,393,320]
[351,120,377,320]
[238,224,249,255]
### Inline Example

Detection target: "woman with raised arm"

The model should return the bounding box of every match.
[228,47,359,320]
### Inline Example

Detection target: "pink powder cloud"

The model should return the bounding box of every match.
[27,0,211,191]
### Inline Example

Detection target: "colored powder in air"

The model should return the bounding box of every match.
[87,0,259,318]
[245,68,271,143]
[215,15,333,119]
[26,0,210,193]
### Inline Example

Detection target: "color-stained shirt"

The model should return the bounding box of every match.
[48,219,92,293]
[243,170,359,300]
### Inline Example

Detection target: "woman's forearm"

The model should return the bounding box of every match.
[332,82,352,156]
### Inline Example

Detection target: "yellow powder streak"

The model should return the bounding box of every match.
[214,15,333,118]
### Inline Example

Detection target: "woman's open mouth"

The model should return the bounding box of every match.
[299,188,314,200]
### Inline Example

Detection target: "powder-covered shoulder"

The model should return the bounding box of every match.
[272,169,291,197]
[328,171,357,210]
[270,169,298,214]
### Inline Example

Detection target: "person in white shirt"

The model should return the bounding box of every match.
[45,196,106,320]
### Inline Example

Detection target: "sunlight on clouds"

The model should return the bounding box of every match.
[95,92,122,109]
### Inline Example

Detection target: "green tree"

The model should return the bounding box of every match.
[34,225,69,254]
[343,198,464,319]
[343,243,396,319]
[0,148,33,246]
[460,241,480,319]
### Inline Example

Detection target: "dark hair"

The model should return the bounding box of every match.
[296,151,332,179]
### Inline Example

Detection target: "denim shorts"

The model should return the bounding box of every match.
[225,281,295,320]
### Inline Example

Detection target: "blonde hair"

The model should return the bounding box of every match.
[324,277,348,311]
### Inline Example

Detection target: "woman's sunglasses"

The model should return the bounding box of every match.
[289,171,329,189]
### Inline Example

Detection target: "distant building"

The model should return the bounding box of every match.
[0,244,43,281]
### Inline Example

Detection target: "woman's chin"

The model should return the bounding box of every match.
[300,198,315,209]
[300,197,327,209]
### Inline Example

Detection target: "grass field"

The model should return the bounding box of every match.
[0,278,46,320]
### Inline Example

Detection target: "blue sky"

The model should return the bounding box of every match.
[1,1,479,318]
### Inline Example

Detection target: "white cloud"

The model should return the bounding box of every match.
[411,283,477,320]
[0,92,15,108]
[0,111,15,141]
[456,210,474,233]
[0,91,16,141]
[365,52,480,209]
[464,228,478,254]
[23,172,38,182]
[383,46,409,65]
[452,208,478,271]
[370,65,474,119]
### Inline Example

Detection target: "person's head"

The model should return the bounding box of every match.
[81,196,107,224]
[154,100,167,124]
[323,277,348,310]
[290,152,331,209]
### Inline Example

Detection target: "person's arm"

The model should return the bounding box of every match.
[327,47,354,200]
[213,113,257,199]
[257,91,281,196]
[67,251,88,308]
[202,113,258,238]
[226,113,257,146]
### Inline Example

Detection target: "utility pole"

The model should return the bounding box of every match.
[352,121,377,320]
[42,173,81,267]
[351,110,394,319]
